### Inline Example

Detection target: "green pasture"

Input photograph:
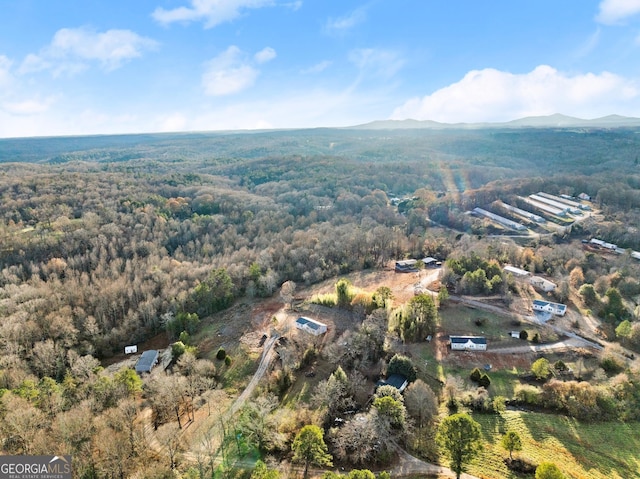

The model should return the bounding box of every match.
[465,410,640,479]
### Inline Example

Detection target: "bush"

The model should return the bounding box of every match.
[172,341,186,360]
[387,354,417,382]
[478,374,491,388]
[600,355,624,374]
[532,333,540,344]
[554,360,567,371]
[224,356,232,366]
[310,293,337,307]
[216,348,226,360]
[519,330,529,340]
[515,384,541,405]
[299,347,317,370]
[470,368,482,382]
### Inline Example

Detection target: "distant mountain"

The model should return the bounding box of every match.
[350,114,640,130]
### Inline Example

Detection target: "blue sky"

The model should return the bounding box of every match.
[3,0,640,137]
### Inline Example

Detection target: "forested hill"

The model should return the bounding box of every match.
[1,124,640,368]
[2,127,640,177]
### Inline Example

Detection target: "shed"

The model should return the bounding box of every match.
[450,336,487,351]
[135,349,159,374]
[395,259,418,272]
[529,276,557,292]
[503,265,531,277]
[422,257,438,267]
[295,317,327,336]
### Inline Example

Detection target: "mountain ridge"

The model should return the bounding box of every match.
[349,113,640,130]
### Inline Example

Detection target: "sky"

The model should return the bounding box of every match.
[3,0,640,137]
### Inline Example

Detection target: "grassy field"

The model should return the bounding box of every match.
[465,410,640,479]
[438,304,545,343]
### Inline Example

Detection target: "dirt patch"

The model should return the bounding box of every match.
[440,347,537,370]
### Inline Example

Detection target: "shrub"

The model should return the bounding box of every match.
[519,330,529,340]
[224,356,232,366]
[216,347,226,360]
[515,384,541,405]
[600,355,624,374]
[478,374,491,388]
[387,354,417,382]
[531,358,551,381]
[172,341,186,360]
[310,293,337,307]
[554,360,567,371]
[470,368,482,382]
[299,347,317,370]
[532,333,540,344]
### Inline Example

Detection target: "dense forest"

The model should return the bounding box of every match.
[2,126,640,477]
[2,126,640,362]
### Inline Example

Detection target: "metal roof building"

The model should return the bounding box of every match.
[135,349,159,374]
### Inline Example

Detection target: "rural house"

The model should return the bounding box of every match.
[533,299,567,316]
[450,335,487,351]
[295,317,327,336]
[135,349,159,374]
[376,373,409,393]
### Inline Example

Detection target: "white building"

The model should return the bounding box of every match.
[295,317,327,336]
[503,265,531,277]
[530,276,557,292]
[450,336,487,351]
[532,299,567,316]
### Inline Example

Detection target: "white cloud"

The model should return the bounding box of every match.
[157,113,189,132]
[301,60,332,74]
[254,47,276,64]
[202,46,259,96]
[349,48,404,79]
[0,55,13,87]
[325,6,367,34]
[596,0,640,24]
[391,65,638,123]
[152,0,274,28]
[3,98,54,115]
[19,27,158,75]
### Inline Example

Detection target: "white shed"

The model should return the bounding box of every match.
[529,276,557,292]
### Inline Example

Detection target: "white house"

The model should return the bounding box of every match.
[450,336,487,351]
[532,299,567,316]
[529,276,557,292]
[295,317,327,336]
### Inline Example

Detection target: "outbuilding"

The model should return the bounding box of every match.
[529,276,557,292]
[135,349,159,374]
